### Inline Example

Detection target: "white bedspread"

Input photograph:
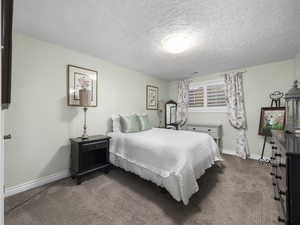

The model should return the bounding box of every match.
[108,128,222,205]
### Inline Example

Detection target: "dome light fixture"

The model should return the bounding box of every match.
[162,33,193,54]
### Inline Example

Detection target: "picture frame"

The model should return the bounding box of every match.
[146,85,159,110]
[67,65,98,107]
[258,107,286,136]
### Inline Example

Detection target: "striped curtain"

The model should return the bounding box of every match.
[224,72,250,159]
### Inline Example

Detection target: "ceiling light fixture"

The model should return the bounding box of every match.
[162,33,193,54]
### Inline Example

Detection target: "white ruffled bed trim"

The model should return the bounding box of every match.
[110,153,217,205]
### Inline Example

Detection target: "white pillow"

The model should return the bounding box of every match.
[112,114,121,132]
[120,114,140,133]
[136,113,152,131]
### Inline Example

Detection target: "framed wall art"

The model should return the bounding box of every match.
[258,107,285,136]
[67,65,98,107]
[146,85,159,110]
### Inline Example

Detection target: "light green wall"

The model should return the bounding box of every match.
[169,60,295,158]
[295,50,300,80]
[6,33,300,188]
[5,33,168,188]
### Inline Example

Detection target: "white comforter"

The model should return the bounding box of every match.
[108,128,222,205]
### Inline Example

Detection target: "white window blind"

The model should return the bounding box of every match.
[189,87,204,107]
[188,79,227,112]
[206,84,226,107]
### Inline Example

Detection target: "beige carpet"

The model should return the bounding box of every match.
[5,155,280,225]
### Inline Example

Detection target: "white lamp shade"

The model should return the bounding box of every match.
[79,88,91,107]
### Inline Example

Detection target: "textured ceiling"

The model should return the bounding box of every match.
[14,0,300,80]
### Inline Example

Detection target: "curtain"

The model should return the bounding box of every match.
[177,80,190,126]
[224,72,250,159]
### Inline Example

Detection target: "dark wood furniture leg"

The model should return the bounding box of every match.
[76,176,82,185]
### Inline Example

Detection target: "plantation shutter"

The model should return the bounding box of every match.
[206,83,226,107]
[188,87,204,107]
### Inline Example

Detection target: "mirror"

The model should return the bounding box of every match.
[165,100,178,129]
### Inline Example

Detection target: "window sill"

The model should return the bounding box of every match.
[188,107,227,113]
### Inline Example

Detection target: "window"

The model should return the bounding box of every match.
[189,87,204,107]
[188,79,227,112]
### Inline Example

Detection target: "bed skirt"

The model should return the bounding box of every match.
[110,152,216,205]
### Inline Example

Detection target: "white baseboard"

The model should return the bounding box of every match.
[222,149,270,161]
[4,149,269,197]
[5,170,70,197]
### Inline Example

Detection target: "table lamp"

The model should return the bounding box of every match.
[79,88,91,139]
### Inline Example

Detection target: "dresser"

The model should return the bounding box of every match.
[185,123,222,149]
[271,130,300,225]
[70,135,111,185]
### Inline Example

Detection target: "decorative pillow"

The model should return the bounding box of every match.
[120,114,140,133]
[137,114,152,131]
[112,114,121,132]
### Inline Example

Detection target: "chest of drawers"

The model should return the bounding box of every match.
[271,130,300,225]
[185,123,222,149]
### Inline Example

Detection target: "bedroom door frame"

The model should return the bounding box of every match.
[0,6,4,225]
[0,112,3,225]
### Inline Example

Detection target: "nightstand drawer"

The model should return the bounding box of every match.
[186,126,219,139]
[187,126,216,133]
[81,140,108,152]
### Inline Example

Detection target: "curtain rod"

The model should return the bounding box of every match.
[222,69,247,74]
[218,70,247,77]
[185,69,248,82]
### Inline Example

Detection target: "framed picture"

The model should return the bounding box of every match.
[258,107,286,136]
[146,85,159,110]
[67,65,98,106]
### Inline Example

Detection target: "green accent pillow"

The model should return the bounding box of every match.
[120,114,140,133]
[137,114,152,131]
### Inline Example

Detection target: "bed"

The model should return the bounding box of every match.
[108,128,222,205]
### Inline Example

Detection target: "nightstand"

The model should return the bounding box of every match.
[70,135,111,185]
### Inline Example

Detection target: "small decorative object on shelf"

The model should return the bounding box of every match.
[269,91,284,107]
[285,80,300,132]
